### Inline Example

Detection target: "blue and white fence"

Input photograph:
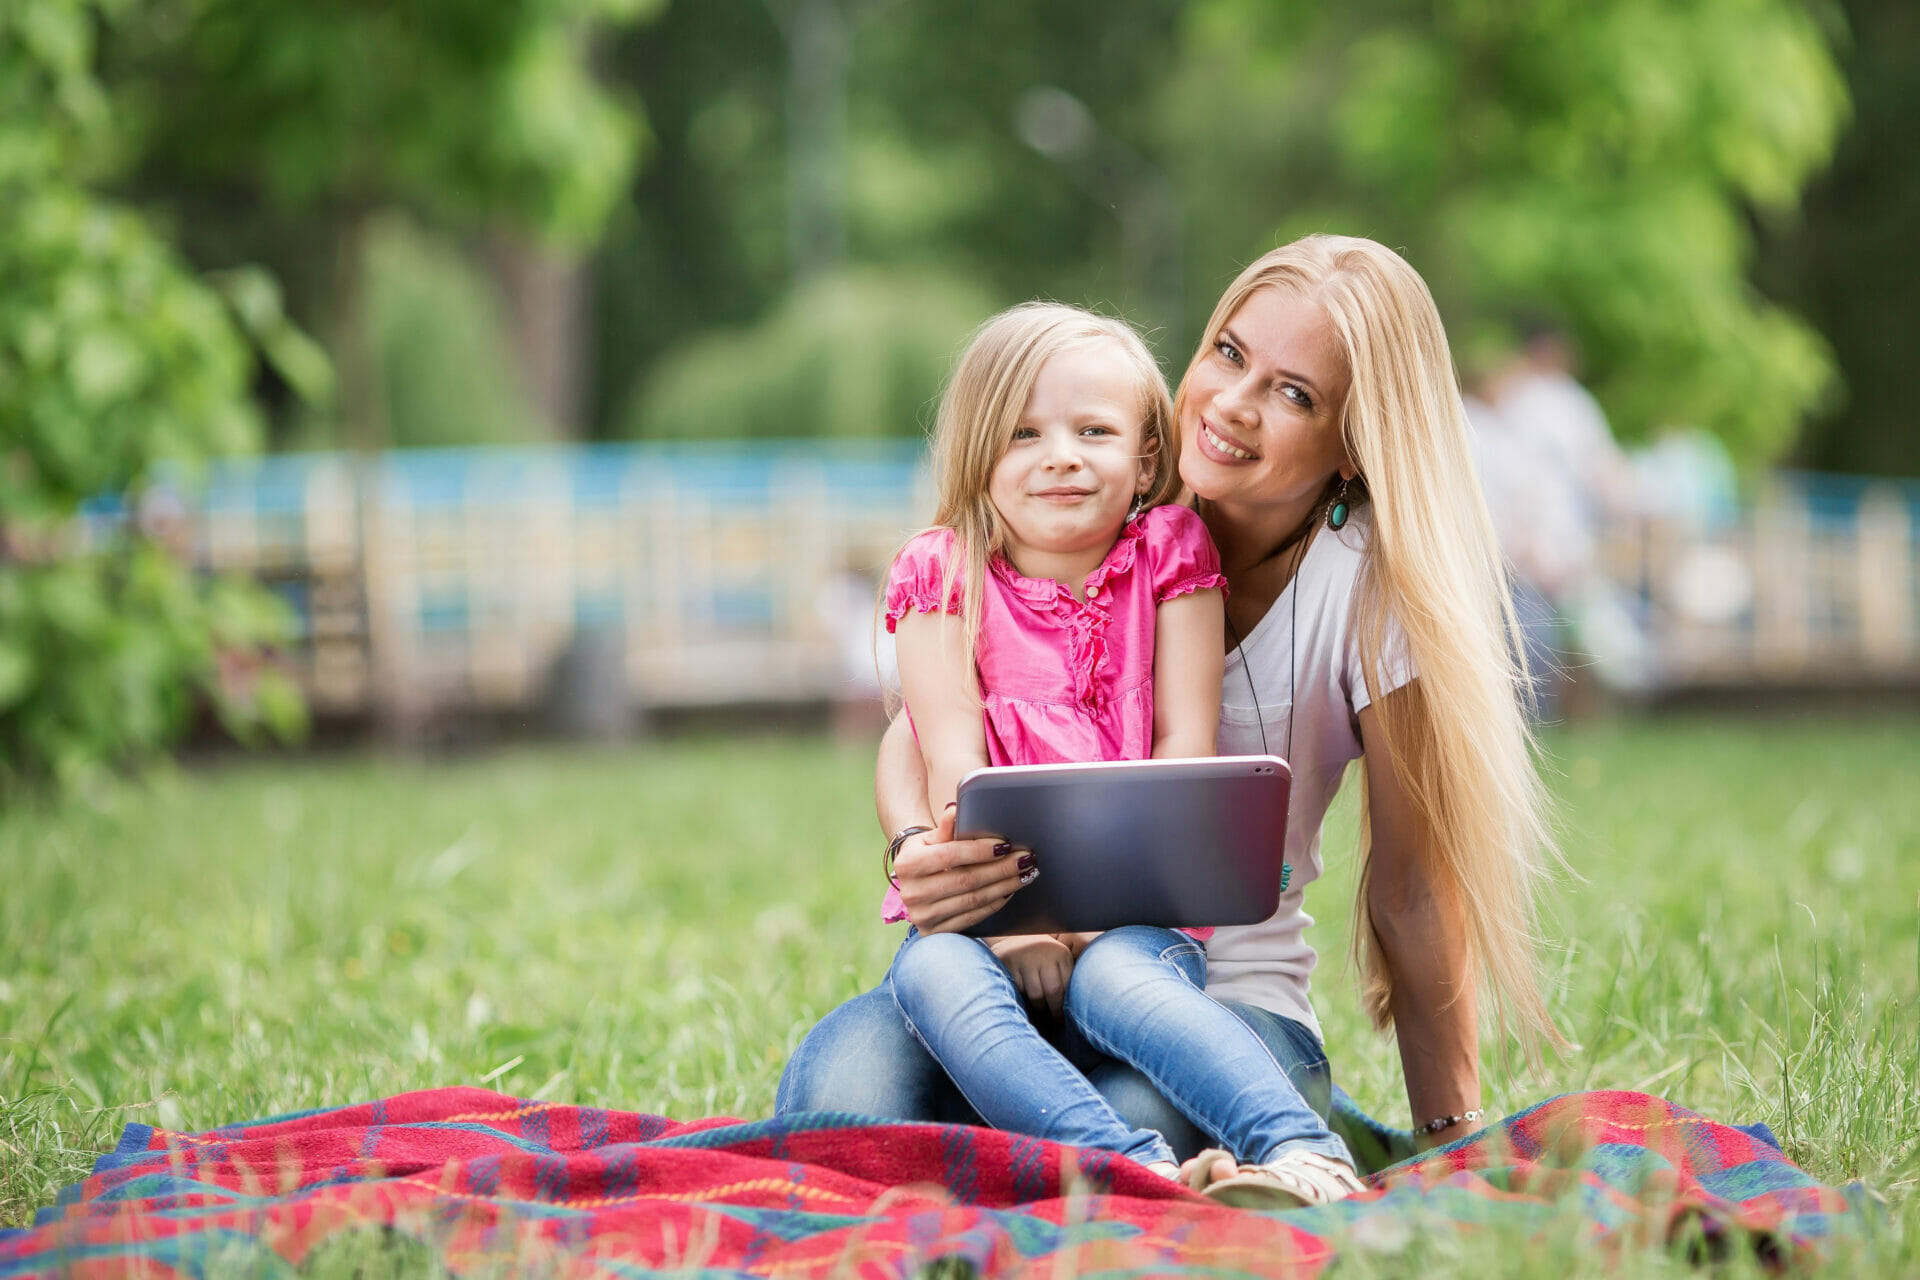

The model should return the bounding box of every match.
[177,443,929,725]
[140,447,1920,723]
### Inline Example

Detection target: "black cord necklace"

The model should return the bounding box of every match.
[1211,503,1318,899]
[1202,496,1323,766]
[1200,480,1353,902]
[1221,523,1312,765]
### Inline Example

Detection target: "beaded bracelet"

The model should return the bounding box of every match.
[1418,1108,1485,1135]
[884,825,933,889]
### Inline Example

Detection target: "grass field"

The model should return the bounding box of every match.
[2,714,1916,1275]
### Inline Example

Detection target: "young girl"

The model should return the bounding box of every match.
[881,302,1365,1202]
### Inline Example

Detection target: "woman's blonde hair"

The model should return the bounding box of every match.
[910,302,1180,691]
[1176,235,1562,1054]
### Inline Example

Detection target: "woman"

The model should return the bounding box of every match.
[776,235,1559,1186]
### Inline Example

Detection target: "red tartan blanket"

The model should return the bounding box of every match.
[0,1088,1870,1277]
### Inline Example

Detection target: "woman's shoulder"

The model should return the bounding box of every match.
[1305,505,1375,588]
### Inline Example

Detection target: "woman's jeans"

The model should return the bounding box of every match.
[796,924,1352,1169]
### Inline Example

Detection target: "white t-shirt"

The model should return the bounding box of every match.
[1203,508,1414,1040]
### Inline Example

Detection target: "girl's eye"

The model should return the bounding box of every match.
[1080,424,1116,437]
[1011,426,1039,440]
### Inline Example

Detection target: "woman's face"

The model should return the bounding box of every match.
[1177,287,1354,515]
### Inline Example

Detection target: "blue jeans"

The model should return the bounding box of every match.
[887,928,1176,1166]
[779,928,1350,1167]
[1066,927,1352,1167]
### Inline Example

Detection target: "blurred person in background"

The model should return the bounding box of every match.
[1462,353,1579,720]
[1487,321,1652,700]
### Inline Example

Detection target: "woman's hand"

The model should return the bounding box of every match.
[894,804,1030,935]
[987,933,1074,1019]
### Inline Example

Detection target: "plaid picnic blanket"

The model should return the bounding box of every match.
[0,1087,1870,1277]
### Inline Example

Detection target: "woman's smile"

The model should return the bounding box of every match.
[1197,420,1260,462]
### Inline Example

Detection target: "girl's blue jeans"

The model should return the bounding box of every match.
[877,923,1353,1169]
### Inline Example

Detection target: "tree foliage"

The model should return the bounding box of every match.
[1157,0,1849,462]
[589,0,1186,433]
[113,0,657,246]
[105,0,662,450]
[1,0,302,788]
[595,1,1848,468]
[624,267,995,439]
[1759,0,1920,475]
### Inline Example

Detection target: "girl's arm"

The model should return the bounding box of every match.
[893,609,990,812]
[896,608,1061,1001]
[1356,688,1484,1148]
[1151,588,1225,759]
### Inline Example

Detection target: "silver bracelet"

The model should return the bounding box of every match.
[884,825,933,889]
[1418,1108,1485,1135]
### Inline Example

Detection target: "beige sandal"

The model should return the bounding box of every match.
[1193,1148,1366,1210]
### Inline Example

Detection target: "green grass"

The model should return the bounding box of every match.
[2,716,1916,1276]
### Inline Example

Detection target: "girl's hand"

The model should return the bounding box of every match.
[1055,931,1102,958]
[988,933,1075,1019]
[895,804,1029,935]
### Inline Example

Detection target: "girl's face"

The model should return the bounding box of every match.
[988,342,1154,566]
[1178,288,1354,515]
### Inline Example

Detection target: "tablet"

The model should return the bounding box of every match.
[954,755,1290,937]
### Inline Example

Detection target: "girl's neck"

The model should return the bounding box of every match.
[999,535,1123,603]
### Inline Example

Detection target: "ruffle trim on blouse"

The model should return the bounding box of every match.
[883,530,966,633]
[1157,570,1229,603]
[883,586,962,633]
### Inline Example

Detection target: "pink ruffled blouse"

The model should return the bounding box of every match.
[881,502,1228,923]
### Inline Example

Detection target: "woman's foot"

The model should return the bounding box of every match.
[1188,1148,1367,1210]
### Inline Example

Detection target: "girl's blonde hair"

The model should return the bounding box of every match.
[1176,235,1562,1054]
[914,302,1179,692]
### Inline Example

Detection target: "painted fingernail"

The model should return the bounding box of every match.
[993,842,1013,858]
[1019,866,1040,886]
[1016,853,1037,871]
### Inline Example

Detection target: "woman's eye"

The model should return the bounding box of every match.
[1282,384,1314,411]
[1214,339,1242,365]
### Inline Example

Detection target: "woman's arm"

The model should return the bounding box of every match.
[1357,688,1483,1148]
[1151,588,1224,759]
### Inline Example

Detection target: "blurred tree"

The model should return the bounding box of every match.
[1759,0,1920,476]
[0,1,304,789]
[623,267,994,438]
[1157,0,1849,465]
[589,0,1187,437]
[109,0,660,443]
[364,217,535,450]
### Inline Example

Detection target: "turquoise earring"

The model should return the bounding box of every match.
[1327,476,1353,531]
